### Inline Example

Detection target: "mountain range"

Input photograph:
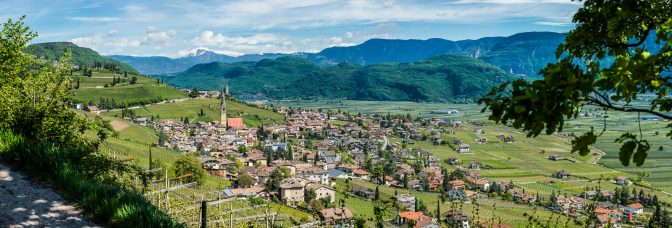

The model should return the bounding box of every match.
[109,50,305,75]
[163,55,512,102]
[109,31,567,76]
[26,31,573,102]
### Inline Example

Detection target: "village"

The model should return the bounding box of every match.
[101,88,664,228]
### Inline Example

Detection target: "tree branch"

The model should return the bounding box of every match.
[586,95,672,120]
[623,29,651,47]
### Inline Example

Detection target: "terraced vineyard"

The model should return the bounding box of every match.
[70,70,187,108]
[103,98,284,127]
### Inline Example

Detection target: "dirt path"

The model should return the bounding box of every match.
[110,120,129,131]
[0,163,101,228]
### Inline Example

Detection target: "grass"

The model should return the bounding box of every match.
[102,98,284,127]
[0,130,181,227]
[71,71,187,108]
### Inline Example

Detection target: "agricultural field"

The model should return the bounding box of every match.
[274,100,672,204]
[334,179,581,227]
[70,70,187,107]
[103,98,285,127]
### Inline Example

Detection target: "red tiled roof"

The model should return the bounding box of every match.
[353,169,370,175]
[227,118,245,129]
[628,203,644,209]
[399,211,426,221]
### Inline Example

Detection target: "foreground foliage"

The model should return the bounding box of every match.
[480,0,672,166]
[0,16,180,226]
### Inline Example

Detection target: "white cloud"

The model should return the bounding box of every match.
[534,21,573,26]
[68,17,121,22]
[191,31,282,47]
[71,35,104,47]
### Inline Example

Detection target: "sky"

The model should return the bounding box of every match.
[0,0,582,58]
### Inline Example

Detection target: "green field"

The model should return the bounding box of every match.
[71,70,187,108]
[334,179,580,227]
[103,98,285,127]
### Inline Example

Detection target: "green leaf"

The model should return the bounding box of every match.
[619,141,636,167]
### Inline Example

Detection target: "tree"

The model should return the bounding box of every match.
[478,0,672,167]
[265,167,290,192]
[237,173,254,188]
[305,188,316,203]
[374,185,380,201]
[173,156,206,184]
[436,197,441,222]
[189,88,199,98]
[354,216,366,228]
[129,76,137,84]
[0,16,90,147]
[75,77,80,89]
[373,204,386,228]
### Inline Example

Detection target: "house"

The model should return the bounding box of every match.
[457,143,471,153]
[320,207,354,226]
[86,106,101,114]
[307,184,336,203]
[279,178,306,204]
[264,143,288,152]
[327,168,349,179]
[443,210,470,228]
[554,170,570,179]
[615,176,631,185]
[594,207,622,227]
[446,157,459,165]
[353,169,370,180]
[133,117,148,126]
[397,211,439,228]
[299,167,330,185]
[548,154,562,161]
[222,186,264,198]
[352,186,375,200]
[624,203,644,215]
[394,194,416,211]
[470,178,490,192]
[469,161,480,170]
[447,180,466,191]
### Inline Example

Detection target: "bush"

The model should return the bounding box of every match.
[0,131,182,227]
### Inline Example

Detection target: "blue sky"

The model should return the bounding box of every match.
[0,0,581,57]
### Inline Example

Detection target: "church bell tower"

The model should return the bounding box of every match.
[220,86,228,127]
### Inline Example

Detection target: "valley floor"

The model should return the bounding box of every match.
[0,163,100,228]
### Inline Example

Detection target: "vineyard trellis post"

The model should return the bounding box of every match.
[201,200,207,228]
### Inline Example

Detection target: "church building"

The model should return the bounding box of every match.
[221,86,245,129]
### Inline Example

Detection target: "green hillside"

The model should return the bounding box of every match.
[26,42,189,108]
[102,98,284,127]
[71,71,187,109]
[165,55,512,102]
[28,42,139,74]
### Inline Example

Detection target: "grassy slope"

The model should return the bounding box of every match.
[71,71,187,107]
[102,98,284,128]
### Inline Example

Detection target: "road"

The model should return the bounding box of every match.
[0,163,100,227]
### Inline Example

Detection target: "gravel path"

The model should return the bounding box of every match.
[0,162,101,228]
